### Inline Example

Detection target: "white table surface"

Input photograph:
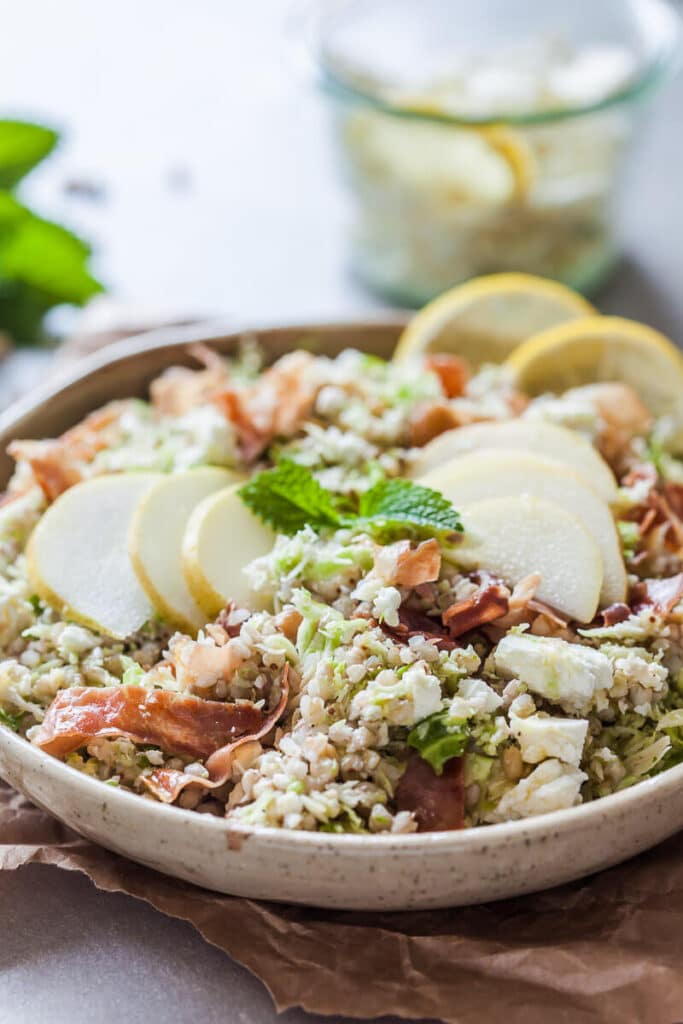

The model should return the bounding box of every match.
[0,2,682,1021]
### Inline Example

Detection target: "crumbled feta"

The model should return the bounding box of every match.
[58,624,100,656]
[405,663,443,722]
[350,661,442,726]
[450,677,503,719]
[488,759,587,822]
[510,713,588,768]
[494,634,612,714]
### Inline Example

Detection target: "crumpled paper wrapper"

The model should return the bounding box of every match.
[3,781,683,1023]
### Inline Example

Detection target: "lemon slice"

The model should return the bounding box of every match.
[394,272,595,367]
[345,111,533,208]
[507,316,683,418]
[480,126,536,200]
[383,94,536,200]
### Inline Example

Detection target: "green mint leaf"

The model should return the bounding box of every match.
[0,190,103,344]
[0,204,102,304]
[359,478,462,539]
[239,464,463,544]
[407,710,469,775]
[0,707,25,732]
[0,120,59,189]
[238,460,344,534]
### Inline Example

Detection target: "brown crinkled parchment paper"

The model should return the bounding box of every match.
[3,781,683,1024]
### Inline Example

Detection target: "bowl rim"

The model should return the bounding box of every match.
[2,315,683,854]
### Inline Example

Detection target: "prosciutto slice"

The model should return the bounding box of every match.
[212,351,316,462]
[141,666,290,803]
[597,602,632,627]
[631,573,683,615]
[8,402,128,502]
[443,583,510,638]
[425,354,468,399]
[381,606,459,651]
[374,539,441,588]
[32,685,265,761]
[395,752,465,832]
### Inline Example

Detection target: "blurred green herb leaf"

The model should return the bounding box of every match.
[0,120,103,345]
[0,120,58,189]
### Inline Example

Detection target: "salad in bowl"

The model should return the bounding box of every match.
[2,273,683,840]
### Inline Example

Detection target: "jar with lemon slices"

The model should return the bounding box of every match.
[306,0,681,305]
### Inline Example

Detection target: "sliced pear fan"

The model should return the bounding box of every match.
[130,467,244,632]
[421,450,626,606]
[27,474,161,639]
[456,495,603,623]
[182,484,275,617]
[412,419,616,501]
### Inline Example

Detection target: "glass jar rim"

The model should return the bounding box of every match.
[306,0,683,126]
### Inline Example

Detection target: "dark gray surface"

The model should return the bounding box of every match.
[0,2,681,1022]
[0,865,434,1024]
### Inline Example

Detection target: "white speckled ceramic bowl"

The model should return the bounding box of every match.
[1,320,682,911]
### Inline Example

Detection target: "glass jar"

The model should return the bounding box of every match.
[301,0,681,305]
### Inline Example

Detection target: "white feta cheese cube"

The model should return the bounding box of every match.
[510,713,588,768]
[494,634,612,714]
[449,677,503,719]
[407,663,443,723]
[488,759,587,822]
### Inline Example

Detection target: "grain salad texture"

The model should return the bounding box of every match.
[2,338,683,835]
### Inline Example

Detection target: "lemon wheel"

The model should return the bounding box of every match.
[394,272,595,367]
[506,316,683,418]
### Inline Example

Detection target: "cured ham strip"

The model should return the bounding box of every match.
[32,685,264,761]
[526,599,570,628]
[597,602,632,627]
[621,466,683,550]
[443,584,510,638]
[425,355,468,399]
[212,351,317,462]
[631,573,683,615]
[150,344,231,417]
[664,482,683,520]
[382,605,459,651]
[141,666,290,804]
[590,384,652,464]
[374,539,441,588]
[395,752,465,832]
[8,402,127,501]
[409,402,463,447]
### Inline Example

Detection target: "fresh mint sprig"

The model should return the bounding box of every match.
[359,477,463,539]
[238,460,343,534]
[238,461,462,539]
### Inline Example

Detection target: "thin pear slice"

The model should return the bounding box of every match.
[422,450,626,605]
[456,496,602,623]
[27,473,161,639]
[130,467,243,632]
[182,485,274,616]
[412,419,616,501]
